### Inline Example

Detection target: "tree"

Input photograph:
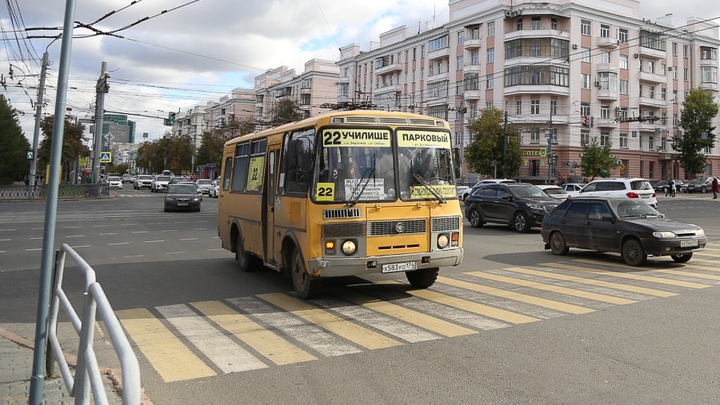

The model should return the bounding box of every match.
[672,88,718,177]
[464,107,523,178]
[37,115,89,182]
[135,135,193,174]
[0,95,30,184]
[271,98,304,126]
[195,117,255,169]
[580,136,618,180]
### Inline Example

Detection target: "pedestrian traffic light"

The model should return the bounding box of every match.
[168,112,176,125]
[582,116,589,127]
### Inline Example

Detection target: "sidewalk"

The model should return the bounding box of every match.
[1,327,127,405]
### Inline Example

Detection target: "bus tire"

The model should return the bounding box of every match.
[235,236,252,272]
[291,248,321,299]
[406,268,439,289]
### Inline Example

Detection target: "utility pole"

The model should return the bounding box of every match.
[502,101,508,178]
[547,108,554,184]
[458,94,466,183]
[28,51,49,186]
[92,62,109,183]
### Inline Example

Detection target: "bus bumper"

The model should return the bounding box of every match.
[307,248,464,278]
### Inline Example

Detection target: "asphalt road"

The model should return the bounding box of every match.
[2,189,720,405]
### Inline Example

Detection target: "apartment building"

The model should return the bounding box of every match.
[336,0,720,183]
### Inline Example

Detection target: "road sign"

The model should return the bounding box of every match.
[26,150,34,160]
[100,152,112,163]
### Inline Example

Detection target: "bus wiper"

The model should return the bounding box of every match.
[345,167,376,207]
[413,174,447,204]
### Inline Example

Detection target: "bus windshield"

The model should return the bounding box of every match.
[313,127,456,203]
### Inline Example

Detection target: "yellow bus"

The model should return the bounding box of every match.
[217,110,464,298]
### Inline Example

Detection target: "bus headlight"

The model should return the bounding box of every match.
[437,233,450,249]
[341,240,357,255]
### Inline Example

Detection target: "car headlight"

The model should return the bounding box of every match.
[652,231,676,238]
[526,203,542,210]
[341,240,356,255]
[165,197,174,202]
[191,197,200,202]
[695,229,705,237]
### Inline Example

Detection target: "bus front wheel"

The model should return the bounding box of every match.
[291,248,322,298]
[406,268,439,289]
[235,236,251,272]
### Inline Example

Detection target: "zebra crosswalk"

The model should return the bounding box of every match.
[115,244,720,383]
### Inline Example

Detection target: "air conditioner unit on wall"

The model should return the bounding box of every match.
[572,44,578,49]
[634,53,640,59]
[505,10,513,18]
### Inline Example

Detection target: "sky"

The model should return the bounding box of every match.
[1,0,719,146]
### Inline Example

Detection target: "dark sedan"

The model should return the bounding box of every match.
[541,197,707,266]
[164,184,202,212]
[465,183,559,233]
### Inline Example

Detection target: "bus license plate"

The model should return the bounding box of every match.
[680,240,698,247]
[381,261,417,273]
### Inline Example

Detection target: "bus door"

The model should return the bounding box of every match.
[263,149,278,267]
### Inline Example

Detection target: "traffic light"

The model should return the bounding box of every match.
[168,112,176,125]
[582,116,589,127]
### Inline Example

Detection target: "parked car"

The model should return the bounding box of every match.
[681,178,697,193]
[106,176,123,189]
[208,179,219,198]
[464,183,559,233]
[133,174,154,189]
[567,178,657,208]
[686,176,719,193]
[535,185,569,200]
[654,179,683,194]
[164,183,202,212]
[456,184,471,202]
[559,183,585,193]
[195,179,213,195]
[151,175,172,192]
[541,197,707,266]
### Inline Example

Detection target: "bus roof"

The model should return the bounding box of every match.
[224,110,451,148]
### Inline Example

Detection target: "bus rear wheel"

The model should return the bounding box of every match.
[406,268,439,289]
[291,248,322,298]
[235,236,252,272]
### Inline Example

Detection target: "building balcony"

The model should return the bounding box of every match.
[463,64,481,73]
[505,84,570,97]
[596,63,618,74]
[463,89,482,100]
[427,71,450,83]
[510,114,570,125]
[596,36,619,48]
[375,63,403,75]
[699,82,719,91]
[597,88,618,101]
[338,76,351,84]
[504,28,570,42]
[427,47,450,61]
[638,96,667,108]
[464,37,482,49]
[636,46,666,59]
[639,71,667,84]
[595,118,617,128]
[374,83,403,95]
[700,58,718,66]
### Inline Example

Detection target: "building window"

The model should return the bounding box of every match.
[532,17,541,30]
[551,18,558,30]
[702,66,718,83]
[550,100,557,115]
[471,51,479,65]
[486,73,494,89]
[580,102,590,117]
[601,51,610,64]
[684,68,689,81]
[457,31,464,45]
[517,19,523,31]
[471,26,481,40]
[581,74,591,89]
[600,24,610,37]
[683,45,688,58]
[600,105,610,119]
[619,28,628,42]
[648,60,655,73]
[464,73,479,90]
[701,47,718,60]
[487,48,495,63]
[648,136,654,151]
[600,132,610,146]
[581,48,591,63]
[530,128,540,144]
[516,101,522,115]
[429,36,449,52]
[581,19,591,36]
[457,55,464,70]
[620,133,628,148]
[531,99,540,114]
[672,42,677,56]
[640,30,666,51]
[661,88,667,100]
[619,54,628,69]
[581,130,590,145]
[487,21,495,37]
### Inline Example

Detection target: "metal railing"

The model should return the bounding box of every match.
[48,243,141,405]
[0,183,110,201]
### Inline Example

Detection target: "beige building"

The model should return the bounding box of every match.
[336,0,720,183]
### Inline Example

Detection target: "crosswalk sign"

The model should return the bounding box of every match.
[26,150,34,160]
[100,152,112,163]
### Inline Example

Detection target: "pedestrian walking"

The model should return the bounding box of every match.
[666,180,673,197]
[712,177,719,199]
[671,180,676,197]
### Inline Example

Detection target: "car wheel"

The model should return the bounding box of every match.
[701,186,707,193]
[406,268,439,289]
[468,208,484,228]
[549,232,569,255]
[290,247,321,298]
[513,211,531,233]
[671,253,693,263]
[235,235,252,272]
[622,238,647,266]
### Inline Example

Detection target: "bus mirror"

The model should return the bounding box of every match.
[453,147,462,180]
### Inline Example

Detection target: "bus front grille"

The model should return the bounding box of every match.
[323,222,366,238]
[368,219,426,236]
[323,208,362,220]
[431,216,461,232]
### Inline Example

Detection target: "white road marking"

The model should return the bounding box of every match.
[109,242,130,246]
[145,240,164,243]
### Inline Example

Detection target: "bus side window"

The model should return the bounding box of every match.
[283,129,314,194]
